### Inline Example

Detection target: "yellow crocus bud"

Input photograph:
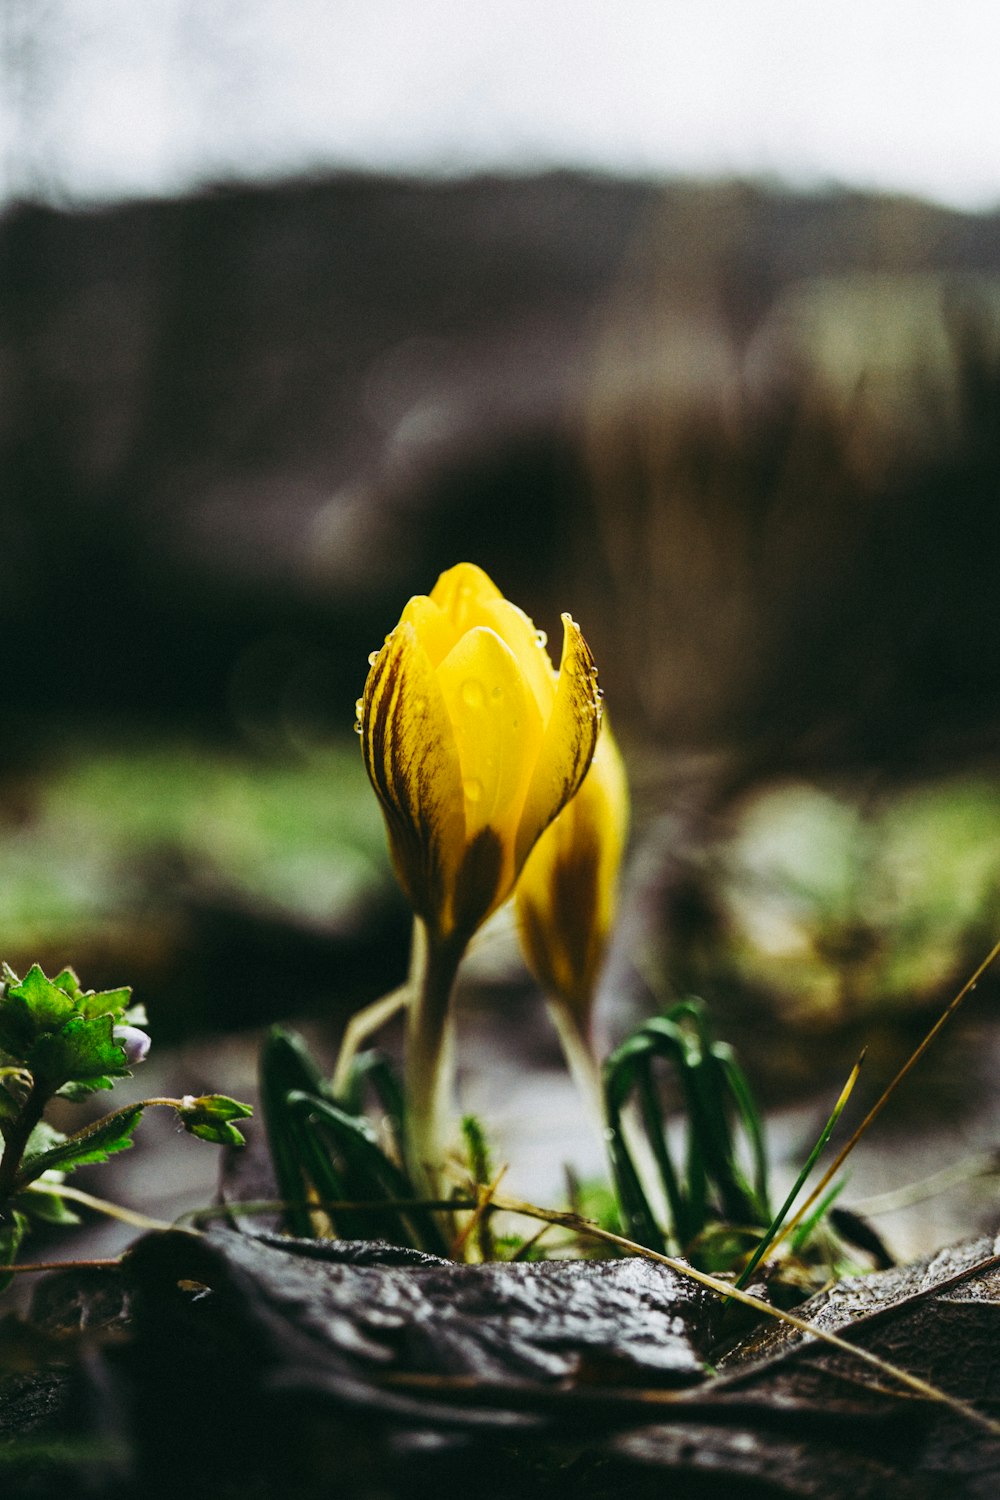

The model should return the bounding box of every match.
[359,562,604,949]
[515,719,629,1023]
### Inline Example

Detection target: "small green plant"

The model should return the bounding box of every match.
[601,995,873,1289]
[261,1025,466,1254]
[603,997,771,1264]
[0,962,252,1287]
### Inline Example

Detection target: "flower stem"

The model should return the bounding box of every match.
[405,923,465,1196]
[546,999,605,1144]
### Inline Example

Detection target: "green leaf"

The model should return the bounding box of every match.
[51,968,84,999]
[340,1050,408,1164]
[18,1177,81,1227]
[78,987,132,1021]
[260,1027,328,1237]
[31,1013,130,1088]
[48,968,133,1022]
[0,964,137,1087]
[16,1106,143,1187]
[0,1207,28,1292]
[56,1075,124,1100]
[24,1118,67,1157]
[286,1091,446,1254]
[178,1094,253,1147]
[0,964,78,1056]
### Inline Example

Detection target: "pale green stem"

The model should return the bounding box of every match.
[331,917,431,1096]
[546,998,605,1144]
[547,996,668,1224]
[405,921,465,1196]
[332,983,412,1098]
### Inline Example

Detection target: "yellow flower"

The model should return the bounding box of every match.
[359,562,603,947]
[515,718,629,1018]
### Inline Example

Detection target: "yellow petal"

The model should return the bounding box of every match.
[472,597,557,720]
[429,562,505,635]
[436,624,543,900]
[398,594,458,668]
[516,721,629,1011]
[360,621,466,932]
[515,614,602,869]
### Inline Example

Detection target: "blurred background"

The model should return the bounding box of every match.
[3,1,1000,1260]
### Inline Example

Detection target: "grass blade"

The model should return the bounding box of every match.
[735,1051,865,1291]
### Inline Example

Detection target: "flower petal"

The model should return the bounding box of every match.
[360,621,466,931]
[399,594,458,668]
[515,614,602,868]
[436,625,543,895]
[516,721,629,1011]
[430,566,557,717]
[472,597,557,720]
[430,562,505,635]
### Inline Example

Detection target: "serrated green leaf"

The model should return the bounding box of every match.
[0,965,136,1074]
[9,964,78,1025]
[16,1106,143,1187]
[0,965,78,1056]
[51,967,84,999]
[31,1014,129,1088]
[78,987,132,1021]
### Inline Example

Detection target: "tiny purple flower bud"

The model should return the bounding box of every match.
[114,1025,151,1065]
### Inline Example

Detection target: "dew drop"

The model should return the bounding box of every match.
[353,721,363,735]
[535,629,548,649]
[464,777,484,803]
[414,694,429,715]
[461,678,485,709]
[367,650,379,666]
[490,684,503,701]
[355,698,364,718]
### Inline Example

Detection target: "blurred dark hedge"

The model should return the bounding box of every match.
[4,172,1000,775]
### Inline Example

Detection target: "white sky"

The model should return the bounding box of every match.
[3,0,1000,210]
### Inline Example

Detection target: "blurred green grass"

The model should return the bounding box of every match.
[0,739,402,1036]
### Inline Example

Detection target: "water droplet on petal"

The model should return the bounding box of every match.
[353,721,363,735]
[490,684,503,701]
[464,777,484,803]
[461,678,485,709]
[535,629,548,648]
[368,650,379,666]
[355,698,364,718]
[414,694,429,715]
